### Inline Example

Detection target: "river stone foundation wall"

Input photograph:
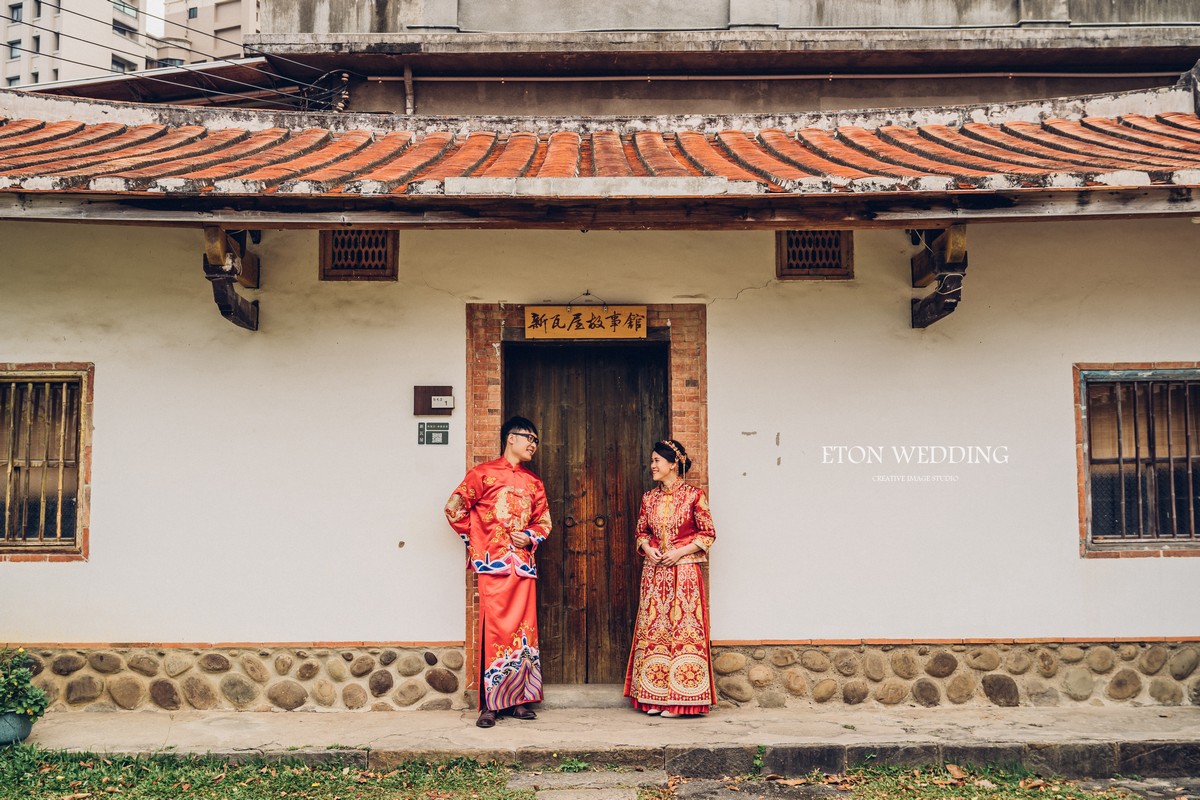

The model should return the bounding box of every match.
[19,641,1200,711]
[711,642,1200,708]
[24,646,469,712]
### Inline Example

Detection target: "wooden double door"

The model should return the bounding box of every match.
[504,341,669,684]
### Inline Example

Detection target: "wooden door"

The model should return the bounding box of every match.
[504,342,669,683]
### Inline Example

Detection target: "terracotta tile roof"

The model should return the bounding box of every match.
[538,131,582,178]
[2,109,1200,199]
[343,131,453,194]
[278,131,412,193]
[591,131,635,178]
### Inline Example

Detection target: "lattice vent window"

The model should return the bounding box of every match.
[1,367,92,557]
[775,230,854,280]
[1080,368,1200,551]
[320,229,399,281]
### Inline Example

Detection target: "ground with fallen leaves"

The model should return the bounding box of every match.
[1,747,1195,800]
[0,746,534,800]
[661,765,1193,800]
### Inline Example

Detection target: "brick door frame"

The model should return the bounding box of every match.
[463,303,708,694]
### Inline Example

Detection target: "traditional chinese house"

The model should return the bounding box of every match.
[2,0,1200,713]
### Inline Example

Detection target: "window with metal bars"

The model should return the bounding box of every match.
[775,230,853,280]
[319,230,399,281]
[1080,367,1200,551]
[1,368,89,555]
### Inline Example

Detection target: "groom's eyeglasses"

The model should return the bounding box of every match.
[511,432,539,446]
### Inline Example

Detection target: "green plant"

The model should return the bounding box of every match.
[751,744,765,775]
[0,648,49,723]
[558,756,590,773]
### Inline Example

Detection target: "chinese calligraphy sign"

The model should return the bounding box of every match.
[524,305,648,339]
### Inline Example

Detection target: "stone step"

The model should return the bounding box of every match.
[536,789,639,800]
[537,684,631,709]
[673,778,840,799]
[507,769,669,793]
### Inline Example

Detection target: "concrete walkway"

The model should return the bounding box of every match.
[23,703,1200,779]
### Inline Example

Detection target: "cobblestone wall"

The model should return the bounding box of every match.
[25,646,468,712]
[712,643,1200,708]
[21,641,1200,711]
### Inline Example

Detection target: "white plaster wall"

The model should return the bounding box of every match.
[2,218,1198,642]
[0,223,468,642]
[705,218,1200,640]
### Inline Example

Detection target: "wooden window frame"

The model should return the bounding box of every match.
[319,229,399,282]
[775,230,854,280]
[1075,362,1200,558]
[0,362,93,562]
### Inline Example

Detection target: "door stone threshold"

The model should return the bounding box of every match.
[539,684,630,709]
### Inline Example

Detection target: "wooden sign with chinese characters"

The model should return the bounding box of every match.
[524,306,648,339]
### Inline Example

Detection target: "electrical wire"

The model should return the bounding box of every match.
[124,1,328,77]
[4,12,350,110]
[3,12,156,67]
[6,10,329,105]
[3,42,309,110]
[54,4,330,90]
[8,7,361,111]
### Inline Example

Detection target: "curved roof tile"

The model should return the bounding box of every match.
[279,131,414,193]
[1121,114,1200,146]
[1,104,1199,200]
[1038,119,1200,167]
[480,132,539,178]
[535,131,581,178]
[756,129,872,182]
[214,130,375,193]
[2,126,204,183]
[838,125,999,181]
[960,123,1159,175]
[344,130,455,194]
[87,128,283,191]
[161,128,333,190]
[415,131,499,185]
[0,118,49,141]
[1160,112,1200,134]
[591,131,635,178]
[632,131,693,177]
[915,124,1082,173]
[676,130,775,188]
[795,128,931,180]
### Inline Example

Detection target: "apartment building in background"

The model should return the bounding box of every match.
[154,0,258,67]
[3,0,154,87]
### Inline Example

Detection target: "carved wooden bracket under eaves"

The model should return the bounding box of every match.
[910,225,968,329]
[203,226,260,331]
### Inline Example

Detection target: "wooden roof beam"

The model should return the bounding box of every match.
[910,224,968,329]
[203,226,260,331]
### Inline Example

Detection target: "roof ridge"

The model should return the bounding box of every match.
[1,84,1192,135]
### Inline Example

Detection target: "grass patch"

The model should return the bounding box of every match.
[1,749,1143,800]
[750,764,1135,800]
[0,746,534,800]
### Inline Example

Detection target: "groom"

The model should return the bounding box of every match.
[444,415,551,727]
